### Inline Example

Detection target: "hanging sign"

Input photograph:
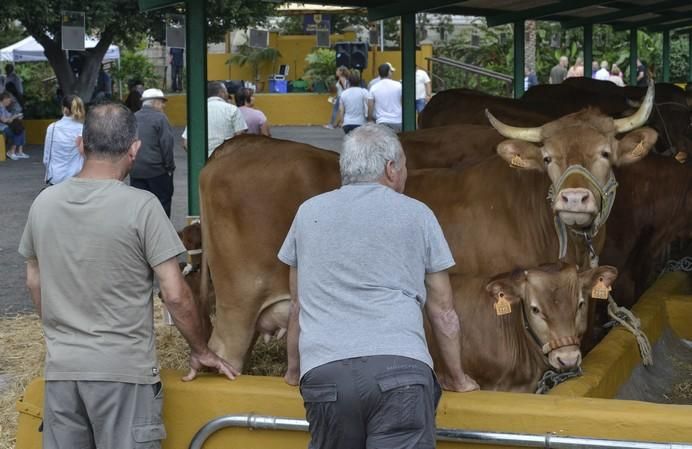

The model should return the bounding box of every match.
[166,14,186,49]
[61,11,85,51]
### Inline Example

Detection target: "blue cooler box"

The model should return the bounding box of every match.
[269,79,288,93]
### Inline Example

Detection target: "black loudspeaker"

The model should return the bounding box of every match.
[334,42,369,70]
[350,42,368,70]
[335,42,351,68]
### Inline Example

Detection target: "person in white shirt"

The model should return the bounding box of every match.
[595,61,610,81]
[367,62,396,89]
[415,67,432,113]
[43,95,85,184]
[368,64,402,132]
[182,82,247,156]
[338,72,371,134]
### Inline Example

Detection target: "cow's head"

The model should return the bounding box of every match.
[486,263,618,371]
[487,83,657,230]
[178,222,203,264]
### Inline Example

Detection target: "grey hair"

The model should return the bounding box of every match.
[340,124,403,185]
[83,103,137,161]
[142,99,156,107]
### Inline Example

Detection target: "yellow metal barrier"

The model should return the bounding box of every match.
[0,134,6,161]
[16,273,692,448]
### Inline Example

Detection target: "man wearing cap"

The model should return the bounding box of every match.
[131,88,176,217]
[368,63,402,132]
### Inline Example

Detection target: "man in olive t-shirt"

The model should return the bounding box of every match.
[19,103,238,449]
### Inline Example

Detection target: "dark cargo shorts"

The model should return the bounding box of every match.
[300,355,441,449]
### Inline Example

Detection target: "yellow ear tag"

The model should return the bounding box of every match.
[510,154,528,168]
[591,277,612,300]
[495,292,512,316]
[632,140,646,158]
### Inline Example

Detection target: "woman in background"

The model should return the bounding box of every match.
[43,94,85,185]
[235,87,271,136]
[338,71,370,134]
[325,66,350,129]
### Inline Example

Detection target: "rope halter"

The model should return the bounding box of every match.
[547,164,618,264]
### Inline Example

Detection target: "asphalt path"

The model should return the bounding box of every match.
[0,126,344,315]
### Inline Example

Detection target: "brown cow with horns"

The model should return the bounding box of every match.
[191,86,656,390]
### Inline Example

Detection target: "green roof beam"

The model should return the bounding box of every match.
[367,0,469,21]
[671,27,692,36]
[662,29,671,82]
[648,19,692,32]
[513,20,525,98]
[486,0,615,27]
[689,33,692,82]
[138,0,179,11]
[561,0,691,29]
[401,12,417,131]
[429,6,502,17]
[612,13,681,31]
[629,28,638,85]
[185,0,208,216]
[583,24,593,78]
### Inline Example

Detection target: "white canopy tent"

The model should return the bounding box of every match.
[0,36,120,62]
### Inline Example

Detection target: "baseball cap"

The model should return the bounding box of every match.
[141,88,167,101]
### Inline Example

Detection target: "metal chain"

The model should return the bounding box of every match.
[535,366,582,394]
[659,256,692,276]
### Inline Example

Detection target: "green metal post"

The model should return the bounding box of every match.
[629,28,638,86]
[186,1,207,217]
[513,20,525,98]
[401,13,416,131]
[662,30,671,82]
[583,24,593,78]
[688,33,692,82]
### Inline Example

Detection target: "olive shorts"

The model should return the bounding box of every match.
[300,355,441,449]
[42,380,166,449]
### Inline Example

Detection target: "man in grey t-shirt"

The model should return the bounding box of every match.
[20,103,237,449]
[279,124,478,449]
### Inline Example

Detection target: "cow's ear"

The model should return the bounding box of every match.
[614,127,657,166]
[496,140,544,171]
[486,277,522,316]
[579,265,618,296]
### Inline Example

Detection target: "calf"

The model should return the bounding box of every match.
[427,263,618,392]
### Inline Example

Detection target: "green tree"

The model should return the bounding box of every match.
[110,43,160,89]
[3,0,275,101]
[434,20,514,95]
[0,20,27,49]
[228,45,282,84]
[303,48,336,92]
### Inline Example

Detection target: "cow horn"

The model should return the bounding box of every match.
[485,109,542,143]
[613,81,654,133]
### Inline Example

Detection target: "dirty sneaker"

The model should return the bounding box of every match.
[6,152,19,160]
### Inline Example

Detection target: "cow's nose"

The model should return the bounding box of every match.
[555,350,582,370]
[560,189,590,207]
[555,188,596,214]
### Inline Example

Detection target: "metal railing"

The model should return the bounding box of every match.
[427,55,513,94]
[188,414,692,449]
